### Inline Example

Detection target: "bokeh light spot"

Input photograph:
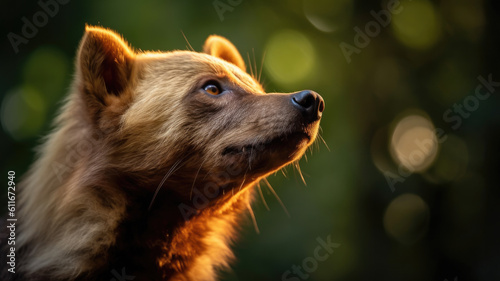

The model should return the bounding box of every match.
[390,113,439,172]
[441,0,485,41]
[1,86,47,140]
[264,30,316,86]
[384,194,430,244]
[392,0,441,49]
[23,46,69,102]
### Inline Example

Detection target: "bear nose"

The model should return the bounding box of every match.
[291,90,325,123]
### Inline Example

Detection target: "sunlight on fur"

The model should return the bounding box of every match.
[1,25,324,281]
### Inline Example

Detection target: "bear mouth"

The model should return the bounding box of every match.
[221,131,311,156]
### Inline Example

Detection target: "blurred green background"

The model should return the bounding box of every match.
[1,0,499,280]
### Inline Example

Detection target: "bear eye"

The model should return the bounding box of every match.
[203,81,222,95]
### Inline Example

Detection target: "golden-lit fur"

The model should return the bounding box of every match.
[1,26,324,281]
[203,35,246,72]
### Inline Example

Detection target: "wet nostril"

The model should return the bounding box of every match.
[318,99,325,113]
[291,90,324,122]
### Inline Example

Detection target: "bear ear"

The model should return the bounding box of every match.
[203,35,246,71]
[77,25,135,102]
